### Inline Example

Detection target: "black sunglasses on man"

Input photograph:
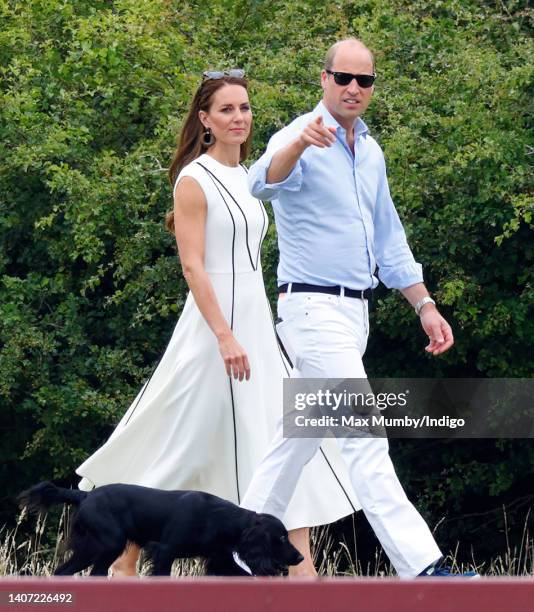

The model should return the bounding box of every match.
[325,70,376,88]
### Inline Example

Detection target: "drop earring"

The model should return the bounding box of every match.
[203,127,215,146]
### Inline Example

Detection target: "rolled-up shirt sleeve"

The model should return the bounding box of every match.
[248,126,304,201]
[373,154,423,290]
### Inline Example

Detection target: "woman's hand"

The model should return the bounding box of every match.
[218,332,251,381]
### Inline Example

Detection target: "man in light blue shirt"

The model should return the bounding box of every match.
[248,86,424,295]
[240,39,477,578]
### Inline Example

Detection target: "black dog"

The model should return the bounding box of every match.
[18,481,303,576]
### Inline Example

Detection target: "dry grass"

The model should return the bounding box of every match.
[312,509,534,577]
[2,508,532,577]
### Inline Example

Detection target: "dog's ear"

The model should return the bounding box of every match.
[236,520,275,576]
[237,519,269,555]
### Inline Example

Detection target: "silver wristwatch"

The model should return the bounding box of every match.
[414,296,436,316]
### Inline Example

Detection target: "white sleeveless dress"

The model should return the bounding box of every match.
[76,153,360,530]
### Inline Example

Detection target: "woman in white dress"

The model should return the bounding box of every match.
[76,71,360,577]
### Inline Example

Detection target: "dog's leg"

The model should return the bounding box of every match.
[147,544,176,576]
[151,555,175,576]
[55,553,93,576]
[90,551,125,577]
[77,530,128,577]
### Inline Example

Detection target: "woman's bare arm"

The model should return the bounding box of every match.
[173,177,250,380]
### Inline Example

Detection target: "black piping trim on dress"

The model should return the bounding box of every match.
[256,201,267,270]
[317,448,357,512]
[267,294,357,514]
[123,376,153,427]
[123,340,170,427]
[276,328,291,376]
[196,162,237,328]
[197,161,241,504]
[241,163,267,269]
[199,164,256,271]
[269,307,291,378]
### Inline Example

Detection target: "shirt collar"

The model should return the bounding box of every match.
[314,100,369,139]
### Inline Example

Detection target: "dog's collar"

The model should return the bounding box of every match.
[232,551,253,575]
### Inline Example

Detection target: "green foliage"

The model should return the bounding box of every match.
[1,0,532,562]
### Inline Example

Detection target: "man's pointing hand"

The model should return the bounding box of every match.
[299,115,337,149]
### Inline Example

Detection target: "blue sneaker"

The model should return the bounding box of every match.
[418,562,480,578]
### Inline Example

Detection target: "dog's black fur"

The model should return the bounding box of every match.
[18,481,303,576]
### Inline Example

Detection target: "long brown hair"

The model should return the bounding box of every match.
[165,76,252,233]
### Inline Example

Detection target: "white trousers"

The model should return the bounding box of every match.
[241,291,442,576]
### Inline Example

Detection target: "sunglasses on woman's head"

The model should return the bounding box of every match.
[203,69,246,80]
[325,70,376,88]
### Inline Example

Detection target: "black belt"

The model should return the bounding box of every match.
[278,283,372,300]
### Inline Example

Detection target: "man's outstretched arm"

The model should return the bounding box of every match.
[266,116,336,183]
[248,115,336,200]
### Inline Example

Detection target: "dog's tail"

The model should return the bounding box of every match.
[18,481,88,514]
